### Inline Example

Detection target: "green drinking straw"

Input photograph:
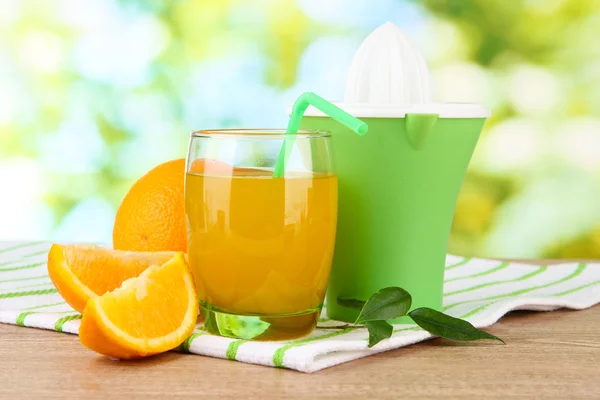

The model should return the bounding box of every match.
[272,92,368,178]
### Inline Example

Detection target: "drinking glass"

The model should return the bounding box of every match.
[185,129,337,340]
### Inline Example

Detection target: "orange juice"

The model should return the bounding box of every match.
[185,168,337,326]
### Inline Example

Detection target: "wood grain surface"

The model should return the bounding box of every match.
[1,262,599,399]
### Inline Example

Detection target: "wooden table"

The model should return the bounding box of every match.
[1,261,599,399]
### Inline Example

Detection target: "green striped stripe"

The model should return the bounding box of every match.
[0,242,44,254]
[459,302,501,320]
[0,251,48,267]
[0,281,52,294]
[447,264,587,316]
[11,282,53,291]
[273,328,354,368]
[23,301,67,311]
[55,315,82,332]
[0,262,45,272]
[444,265,547,297]
[181,332,207,353]
[0,288,57,299]
[1,301,67,312]
[445,257,471,271]
[488,264,586,298]
[555,279,600,296]
[0,274,48,284]
[6,309,75,315]
[445,261,509,283]
[19,249,48,257]
[51,310,82,315]
[226,340,246,360]
[16,312,35,326]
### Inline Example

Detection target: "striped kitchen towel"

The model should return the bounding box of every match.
[1,241,599,373]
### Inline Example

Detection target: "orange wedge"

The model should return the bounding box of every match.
[79,252,198,359]
[48,244,177,313]
[189,158,234,174]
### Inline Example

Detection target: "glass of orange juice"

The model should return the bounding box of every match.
[185,129,337,340]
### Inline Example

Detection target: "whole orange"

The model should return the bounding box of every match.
[113,158,187,252]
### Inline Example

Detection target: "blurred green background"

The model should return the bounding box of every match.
[0,0,599,259]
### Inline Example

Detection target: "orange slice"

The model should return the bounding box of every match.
[79,252,198,359]
[48,244,176,313]
[189,158,234,175]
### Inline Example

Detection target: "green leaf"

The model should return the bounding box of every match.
[365,320,393,348]
[408,307,505,344]
[355,287,412,324]
[337,297,366,310]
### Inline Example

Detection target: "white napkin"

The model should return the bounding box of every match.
[1,242,599,373]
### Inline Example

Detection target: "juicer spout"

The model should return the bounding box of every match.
[405,114,439,150]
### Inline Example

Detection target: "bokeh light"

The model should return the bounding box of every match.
[0,0,598,259]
